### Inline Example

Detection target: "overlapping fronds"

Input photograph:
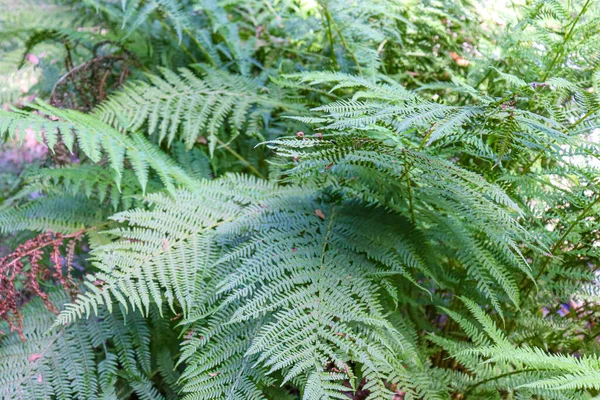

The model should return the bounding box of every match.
[5,165,156,209]
[429,299,600,398]
[0,101,197,192]
[286,72,584,163]
[0,291,163,400]
[196,196,444,400]
[2,0,600,399]
[268,132,536,314]
[55,175,445,399]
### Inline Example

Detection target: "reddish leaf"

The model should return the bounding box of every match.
[28,353,42,362]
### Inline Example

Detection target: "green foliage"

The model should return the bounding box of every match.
[2,0,600,399]
[0,290,178,400]
[96,66,298,153]
[0,102,198,193]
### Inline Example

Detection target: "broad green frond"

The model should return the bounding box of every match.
[208,196,443,399]
[269,134,534,312]
[54,174,283,325]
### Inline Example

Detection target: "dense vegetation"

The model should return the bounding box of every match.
[1,0,600,398]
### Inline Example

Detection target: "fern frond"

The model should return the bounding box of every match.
[5,165,157,212]
[0,291,162,400]
[0,101,197,193]
[269,134,535,312]
[0,195,104,234]
[54,174,282,324]
[97,66,299,154]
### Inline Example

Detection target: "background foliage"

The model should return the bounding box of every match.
[1,0,600,399]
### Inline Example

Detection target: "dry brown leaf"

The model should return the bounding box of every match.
[315,209,326,220]
[449,52,470,67]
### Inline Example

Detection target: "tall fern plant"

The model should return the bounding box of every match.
[1,0,600,399]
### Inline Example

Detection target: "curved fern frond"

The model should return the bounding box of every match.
[208,196,442,399]
[4,165,158,212]
[0,101,197,193]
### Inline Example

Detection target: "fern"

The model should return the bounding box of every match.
[0,101,197,192]
[4,165,156,210]
[96,66,298,154]
[3,0,600,399]
[268,133,535,314]
[53,174,282,323]
[0,291,165,400]
[55,176,446,399]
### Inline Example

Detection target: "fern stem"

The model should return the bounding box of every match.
[321,6,363,75]
[403,151,417,225]
[226,320,263,399]
[309,207,337,379]
[571,107,599,128]
[474,67,494,89]
[316,207,336,311]
[541,0,593,81]
[521,148,545,173]
[158,21,199,63]
[322,6,339,69]
[216,138,266,179]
